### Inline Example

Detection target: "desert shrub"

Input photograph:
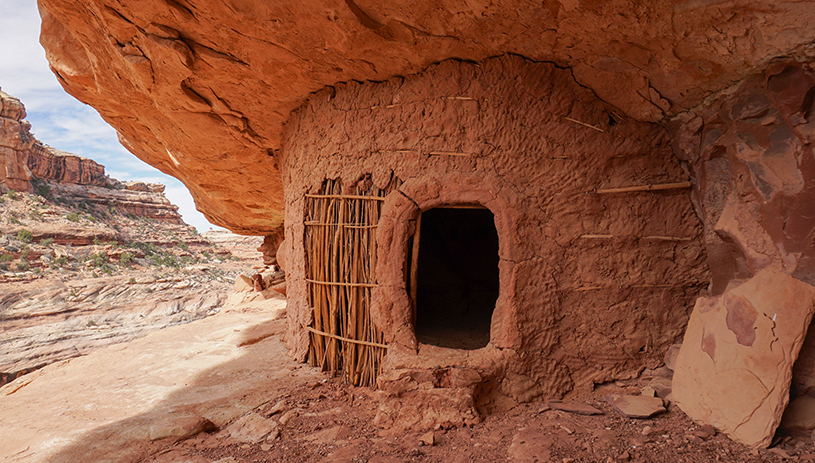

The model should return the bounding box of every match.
[89,252,109,268]
[28,210,42,221]
[16,260,29,271]
[0,196,5,203]
[66,212,81,222]
[40,238,54,246]
[33,181,53,201]
[8,217,20,225]
[119,252,134,267]
[178,242,190,252]
[6,191,17,200]
[0,254,13,262]
[53,256,67,267]
[16,229,33,243]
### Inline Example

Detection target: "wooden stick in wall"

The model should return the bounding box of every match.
[563,117,606,133]
[594,181,692,194]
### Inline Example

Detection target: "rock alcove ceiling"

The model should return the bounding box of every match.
[36,0,815,233]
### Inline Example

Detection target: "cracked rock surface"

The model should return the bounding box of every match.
[673,268,815,448]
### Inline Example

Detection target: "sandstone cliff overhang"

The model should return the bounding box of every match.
[36,0,815,234]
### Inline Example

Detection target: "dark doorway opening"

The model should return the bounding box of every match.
[414,207,500,350]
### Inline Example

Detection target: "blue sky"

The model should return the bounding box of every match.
[0,1,223,232]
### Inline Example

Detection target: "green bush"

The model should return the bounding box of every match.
[6,191,17,200]
[28,210,42,221]
[119,252,134,267]
[33,181,53,201]
[16,260,29,271]
[66,212,81,222]
[40,238,54,246]
[53,256,67,267]
[0,254,13,262]
[8,217,21,225]
[16,229,33,243]
[89,252,109,268]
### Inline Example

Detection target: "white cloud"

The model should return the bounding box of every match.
[0,0,224,233]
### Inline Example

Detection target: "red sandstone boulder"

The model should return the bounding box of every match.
[673,269,815,448]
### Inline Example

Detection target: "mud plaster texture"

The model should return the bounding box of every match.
[280,56,709,430]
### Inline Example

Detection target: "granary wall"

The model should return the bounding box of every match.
[280,55,709,419]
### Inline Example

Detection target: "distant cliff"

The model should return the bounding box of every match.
[0,88,182,223]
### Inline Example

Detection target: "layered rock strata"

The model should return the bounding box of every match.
[0,88,183,223]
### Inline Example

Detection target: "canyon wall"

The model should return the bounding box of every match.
[0,88,183,224]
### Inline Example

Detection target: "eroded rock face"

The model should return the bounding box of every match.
[35,0,815,233]
[670,61,815,294]
[1,89,108,191]
[0,88,185,223]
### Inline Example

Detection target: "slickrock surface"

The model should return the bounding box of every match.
[0,298,296,463]
[36,0,815,232]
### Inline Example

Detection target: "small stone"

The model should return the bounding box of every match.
[279,409,298,426]
[605,394,666,418]
[641,386,656,397]
[654,366,673,378]
[684,433,703,444]
[618,450,630,460]
[649,376,672,399]
[260,444,271,451]
[549,400,603,415]
[769,447,792,459]
[266,400,287,416]
[233,274,253,292]
[419,431,435,446]
[663,343,682,371]
[692,424,716,440]
[563,458,575,463]
[641,426,653,436]
[266,428,280,441]
[226,412,278,443]
[147,415,215,441]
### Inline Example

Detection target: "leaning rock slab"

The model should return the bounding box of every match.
[605,394,665,418]
[673,269,815,448]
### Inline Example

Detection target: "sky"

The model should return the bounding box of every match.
[0,1,223,232]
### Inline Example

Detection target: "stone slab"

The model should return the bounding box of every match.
[673,268,815,448]
[604,394,665,418]
[548,400,603,416]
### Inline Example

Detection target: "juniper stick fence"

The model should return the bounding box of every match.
[304,178,389,387]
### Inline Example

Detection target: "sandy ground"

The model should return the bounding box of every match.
[2,296,815,463]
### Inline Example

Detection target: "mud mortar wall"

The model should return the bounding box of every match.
[281,56,709,405]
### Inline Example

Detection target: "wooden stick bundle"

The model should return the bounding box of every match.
[304,178,389,387]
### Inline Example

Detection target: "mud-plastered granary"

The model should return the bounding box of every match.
[36,0,815,447]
